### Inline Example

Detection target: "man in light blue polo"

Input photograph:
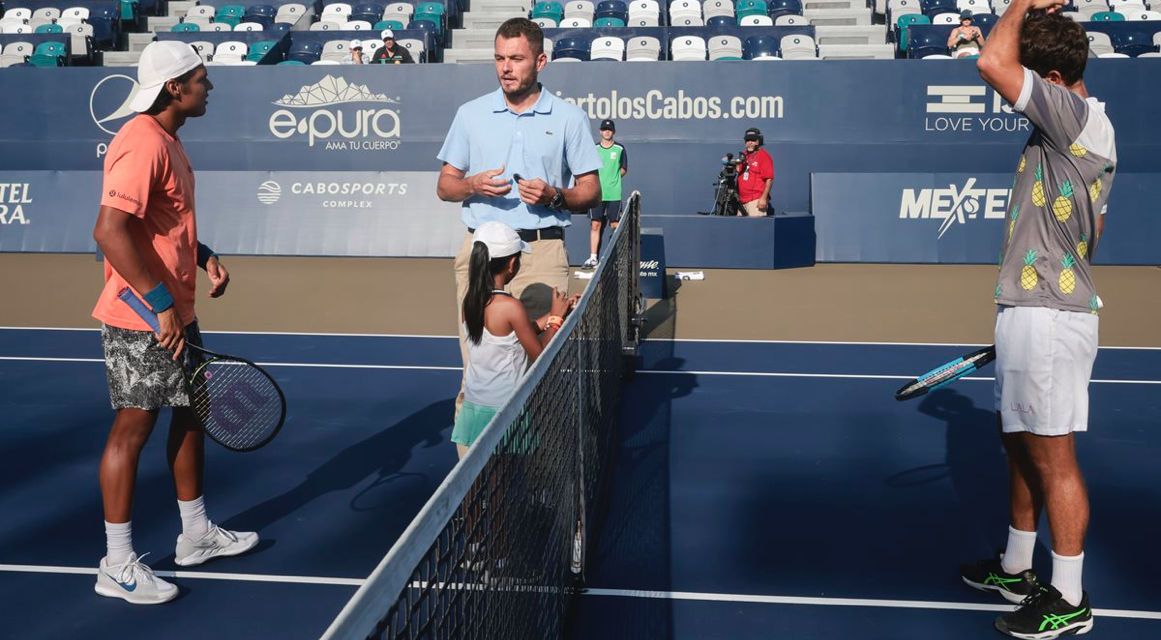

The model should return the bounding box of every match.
[437,17,602,418]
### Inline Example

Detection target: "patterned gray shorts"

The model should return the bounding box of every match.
[101,322,204,410]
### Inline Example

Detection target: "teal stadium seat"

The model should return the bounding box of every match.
[277,59,306,64]
[30,41,66,66]
[735,0,768,20]
[246,40,278,62]
[35,24,64,33]
[416,1,445,15]
[896,13,929,53]
[120,0,138,20]
[413,10,443,35]
[374,19,405,29]
[172,22,201,31]
[594,16,625,26]
[1090,11,1124,20]
[531,1,565,24]
[216,4,246,27]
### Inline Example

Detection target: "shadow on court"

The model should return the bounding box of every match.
[216,399,452,536]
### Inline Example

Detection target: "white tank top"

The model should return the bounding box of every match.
[463,293,530,408]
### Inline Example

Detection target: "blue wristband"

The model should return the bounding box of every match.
[196,243,217,270]
[142,282,175,313]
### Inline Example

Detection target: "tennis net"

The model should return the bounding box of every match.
[322,191,644,640]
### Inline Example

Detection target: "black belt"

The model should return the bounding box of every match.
[468,227,564,242]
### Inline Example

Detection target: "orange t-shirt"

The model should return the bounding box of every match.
[92,115,199,331]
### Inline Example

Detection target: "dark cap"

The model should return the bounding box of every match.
[599,119,615,131]
[743,127,761,141]
[960,9,973,19]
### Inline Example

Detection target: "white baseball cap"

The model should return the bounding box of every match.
[380,28,394,40]
[472,221,531,258]
[129,41,204,113]
[349,39,363,49]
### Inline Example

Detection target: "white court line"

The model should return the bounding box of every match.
[0,326,458,339]
[643,337,1161,350]
[0,564,361,586]
[583,588,1161,621]
[3,357,1158,385]
[2,328,1158,350]
[637,370,1161,385]
[0,356,460,371]
[2,564,1158,622]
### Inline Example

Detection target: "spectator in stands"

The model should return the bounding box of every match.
[736,127,774,216]
[373,29,415,63]
[583,119,628,269]
[343,40,369,64]
[963,3,1115,639]
[90,41,256,606]
[436,17,602,421]
[948,11,986,59]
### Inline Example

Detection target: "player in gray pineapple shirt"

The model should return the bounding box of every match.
[957,3,1115,639]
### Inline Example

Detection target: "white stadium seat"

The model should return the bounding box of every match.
[590,36,626,60]
[626,35,661,60]
[671,35,707,60]
[213,41,248,64]
[708,34,743,59]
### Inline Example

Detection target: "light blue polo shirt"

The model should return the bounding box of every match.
[437,85,602,230]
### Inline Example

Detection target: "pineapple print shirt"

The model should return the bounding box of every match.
[996,67,1116,314]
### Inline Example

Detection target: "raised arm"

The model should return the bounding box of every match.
[977,0,1066,105]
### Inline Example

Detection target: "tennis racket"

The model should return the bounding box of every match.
[117,287,286,451]
[895,345,996,402]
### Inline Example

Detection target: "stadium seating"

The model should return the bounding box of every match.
[743,34,779,58]
[532,1,566,23]
[552,35,590,59]
[243,4,276,28]
[35,24,64,33]
[287,39,323,62]
[1087,30,1114,54]
[921,0,957,18]
[595,0,629,21]
[246,39,277,61]
[375,19,406,29]
[594,16,626,26]
[896,12,929,51]
[707,15,737,25]
[1112,29,1156,54]
[1091,10,1126,19]
[275,3,307,25]
[708,33,743,58]
[590,34,625,58]
[0,41,34,66]
[30,40,67,65]
[566,0,597,21]
[780,32,815,57]
[216,4,247,27]
[973,13,997,26]
[775,14,806,24]
[172,22,201,31]
[671,34,706,58]
[956,0,990,13]
[625,34,661,59]
[766,0,802,19]
[908,28,947,57]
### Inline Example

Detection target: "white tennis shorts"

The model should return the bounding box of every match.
[994,305,1099,436]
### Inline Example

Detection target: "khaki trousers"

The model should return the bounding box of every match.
[741,200,766,217]
[453,231,570,417]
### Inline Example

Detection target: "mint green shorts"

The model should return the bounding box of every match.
[452,401,498,447]
[452,401,541,455]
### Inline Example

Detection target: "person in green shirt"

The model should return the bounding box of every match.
[583,119,628,269]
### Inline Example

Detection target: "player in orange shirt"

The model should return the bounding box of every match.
[90,42,257,604]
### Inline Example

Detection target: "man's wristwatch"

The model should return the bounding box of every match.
[547,187,566,210]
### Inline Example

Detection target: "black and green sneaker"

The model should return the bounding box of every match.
[961,554,1041,604]
[995,585,1093,639]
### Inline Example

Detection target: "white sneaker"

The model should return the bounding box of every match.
[582,257,599,269]
[174,521,259,567]
[95,553,178,605]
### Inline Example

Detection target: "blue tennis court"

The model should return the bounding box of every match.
[2,328,1159,638]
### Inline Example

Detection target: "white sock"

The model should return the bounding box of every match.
[1001,525,1038,574]
[589,253,597,260]
[105,520,134,565]
[178,496,210,539]
[1051,551,1084,607]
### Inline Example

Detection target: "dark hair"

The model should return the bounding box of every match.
[1020,13,1088,86]
[463,242,518,344]
[144,66,200,116]
[495,18,544,57]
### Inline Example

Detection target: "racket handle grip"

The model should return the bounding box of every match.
[117,287,163,334]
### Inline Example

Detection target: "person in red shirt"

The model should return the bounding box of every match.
[735,127,774,216]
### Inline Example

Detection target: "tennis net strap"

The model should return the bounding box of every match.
[322,191,644,640]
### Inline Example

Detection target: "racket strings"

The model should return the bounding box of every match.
[192,358,283,450]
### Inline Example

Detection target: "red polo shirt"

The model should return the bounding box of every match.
[737,148,773,204]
